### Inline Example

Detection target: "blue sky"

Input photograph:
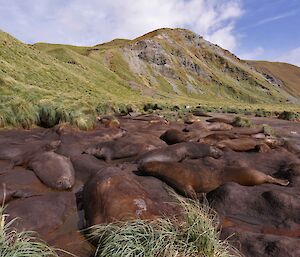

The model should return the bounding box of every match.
[0,0,299,66]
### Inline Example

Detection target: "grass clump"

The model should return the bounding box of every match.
[0,206,59,257]
[87,198,240,257]
[262,124,276,136]
[143,103,163,112]
[278,111,299,121]
[232,116,252,128]
[254,108,272,117]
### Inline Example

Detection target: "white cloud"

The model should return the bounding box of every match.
[277,47,300,67]
[238,47,265,60]
[255,10,298,26]
[206,24,238,51]
[0,0,243,51]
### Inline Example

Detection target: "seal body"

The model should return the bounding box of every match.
[29,151,75,190]
[83,167,179,226]
[137,142,222,165]
[84,135,160,161]
[160,129,189,145]
[138,161,221,197]
[138,161,289,198]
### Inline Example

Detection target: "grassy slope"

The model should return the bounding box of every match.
[0,29,299,129]
[0,31,144,128]
[249,60,300,98]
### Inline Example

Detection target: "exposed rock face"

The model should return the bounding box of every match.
[119,28,289,101]
[0,114,299,256]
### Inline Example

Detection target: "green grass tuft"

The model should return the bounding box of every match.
[232,116,252,128]
[278,111,299,120]
[87,197,240,257]
[262,124,276,136]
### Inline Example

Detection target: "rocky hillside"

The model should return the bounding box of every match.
[0,28,299,128]
[249,60,300,100]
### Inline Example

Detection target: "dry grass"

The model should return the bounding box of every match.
[87,197,241,257]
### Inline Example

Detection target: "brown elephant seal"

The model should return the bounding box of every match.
[160,129,189,145]
[160,129,205,145]
[83,167,179,226]
[206,117,234,124]
[206,122,233,131]
[199,132,239,145]
[0,140,61,163]
[217,138,262,152]
[138,161,289,198]
[84,138,156,161]
[230,126,264,135]
[137,142,222,165]
[28,151,75,190]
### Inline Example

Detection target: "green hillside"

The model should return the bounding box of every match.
[0,28,299,129]
[248,60,300,98]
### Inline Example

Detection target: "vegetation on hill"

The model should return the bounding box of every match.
[249,60,300,99]
[0,28,299,129]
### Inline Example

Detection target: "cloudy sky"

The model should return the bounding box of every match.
[0,0,299,66]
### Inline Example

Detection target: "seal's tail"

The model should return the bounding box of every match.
[268,176,289,186]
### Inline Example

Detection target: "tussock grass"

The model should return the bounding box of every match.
[262,124,275,136]
[278,111,300,120]
[232,116,252,128]
[87,197,241,257]
[0,206,59,257]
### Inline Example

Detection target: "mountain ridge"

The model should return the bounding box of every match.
[0,28,299,128]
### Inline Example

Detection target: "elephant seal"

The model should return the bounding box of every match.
[199,132,239,145]
[230,126,264,135]
[206,117,234,124]
[0,140,61,163]
[160,129,205,145]
[206,122,233,131]
[28,151,75,190]
[217,138,262,152]
[138,161,289,198]
[137,142,222,165]
[160,129,189,145]
[84,138,156,161]
[83,167,179,226]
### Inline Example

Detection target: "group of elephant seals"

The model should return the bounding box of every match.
[138,161,289,198]
[137,142,223,165]
[3,140,75,190]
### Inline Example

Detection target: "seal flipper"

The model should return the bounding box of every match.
[266,175,289,186]
[0,160,16,174]
[184,185,198,199]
